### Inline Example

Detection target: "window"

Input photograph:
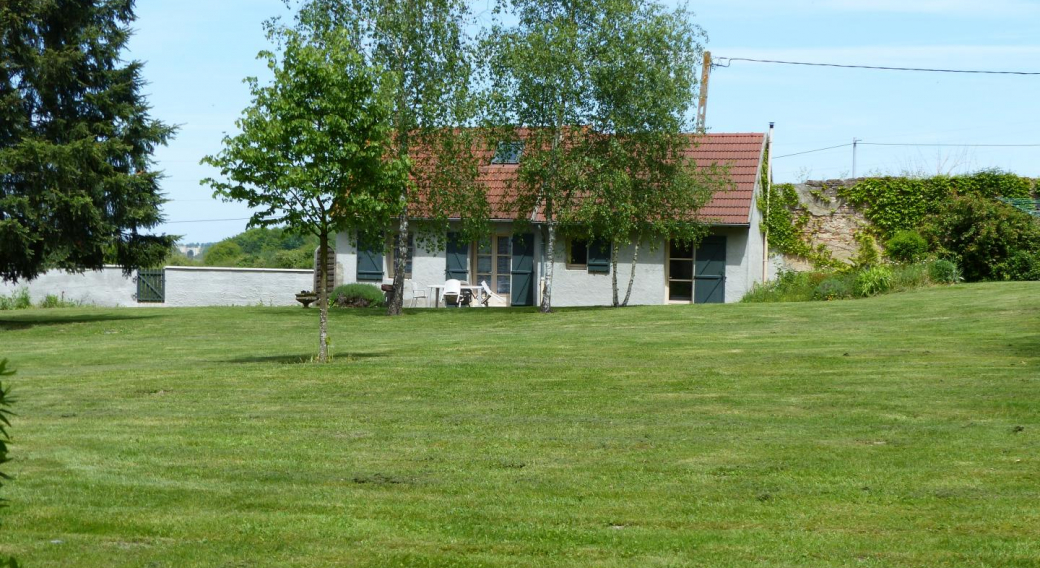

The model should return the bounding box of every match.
[388,233,414,279]
[566,239,588,269]
[491,141,524,164]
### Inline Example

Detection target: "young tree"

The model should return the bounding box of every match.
[202,26,404,363]
[575,0,727,306]
[292,0,489,316]
[0,0,175,283]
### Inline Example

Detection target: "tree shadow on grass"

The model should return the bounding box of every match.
[0,312,159,331]
[223,352,389,364]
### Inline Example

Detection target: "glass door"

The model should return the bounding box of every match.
[667,240,694,303]
[475,236,512,300]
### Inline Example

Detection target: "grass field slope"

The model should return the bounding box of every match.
[1,282,1038,567]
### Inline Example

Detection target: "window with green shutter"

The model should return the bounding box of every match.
[445,232,469,281]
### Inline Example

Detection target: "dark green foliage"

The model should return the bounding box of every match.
[331,283,385,308]
[885,229,928,263]
[921,194,1040,282]
[840,170,1035,238]
[0,0,175,283]
[853,265,893,297]
[994,250,1040,281]
[928,259,960,284]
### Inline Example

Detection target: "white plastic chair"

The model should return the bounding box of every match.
[442,279,462,308]
[478,280,505,307]
[409,280,429,308]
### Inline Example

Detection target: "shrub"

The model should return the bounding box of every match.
[331,283,385,308]
[993,250,1040,281]
[0,289,32,311]
[853,265,893,297]
[813,275,853,301]
[928,260,960,284]
[921,195,1040,282]
[885,230,928,263]
[852,232,881,267]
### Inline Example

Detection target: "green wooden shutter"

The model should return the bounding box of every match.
[445,232,469,280]
[587,240,611,273]
[694,236,726,304]
[356,232,384,281]
[511,234,534,306]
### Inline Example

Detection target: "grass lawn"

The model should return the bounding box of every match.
[0,282,1038,567]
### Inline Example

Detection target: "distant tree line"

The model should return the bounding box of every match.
[166,227,318,269]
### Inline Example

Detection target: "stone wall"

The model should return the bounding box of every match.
[778,179,870,271]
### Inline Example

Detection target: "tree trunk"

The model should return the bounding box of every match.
[540,221,555,313]
[317,232,330,363]
[611,239,620,307]
[387,206,408,316]
[622,240,639,307]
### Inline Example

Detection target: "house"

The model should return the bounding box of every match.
[334,131,770,307]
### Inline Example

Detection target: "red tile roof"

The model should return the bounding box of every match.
[683,133,767,225]
[474,132,765,225]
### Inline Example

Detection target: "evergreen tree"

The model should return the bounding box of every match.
[0,0,175,283]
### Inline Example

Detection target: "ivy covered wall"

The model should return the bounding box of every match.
[760,171,1038,270]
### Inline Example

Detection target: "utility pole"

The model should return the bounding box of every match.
[696,51,711,133]
[852,137,861,178]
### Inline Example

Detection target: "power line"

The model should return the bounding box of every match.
[775,140,1040,160]
[860,142,1040,148]
[714,57,1040,76]
[774,143,853,159]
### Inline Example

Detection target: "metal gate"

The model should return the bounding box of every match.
[136,268,165,303]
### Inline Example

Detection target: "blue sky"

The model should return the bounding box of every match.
[130,0,1040,243]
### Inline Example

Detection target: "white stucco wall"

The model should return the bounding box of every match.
[0,267,139,307]
[163,266,312,307]
[546,237,666,307]
[334,222,765,307]
[335,231,447,307]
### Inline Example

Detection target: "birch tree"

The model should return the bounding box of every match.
[577,0,726,306]
[487,0,728,309]
[292,0,489,317]
[482,0,597,313]
[202,26,404,363]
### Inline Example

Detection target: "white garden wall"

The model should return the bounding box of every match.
[2,266,316,308]
[163,266,312,307]
[0,267,138,307]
